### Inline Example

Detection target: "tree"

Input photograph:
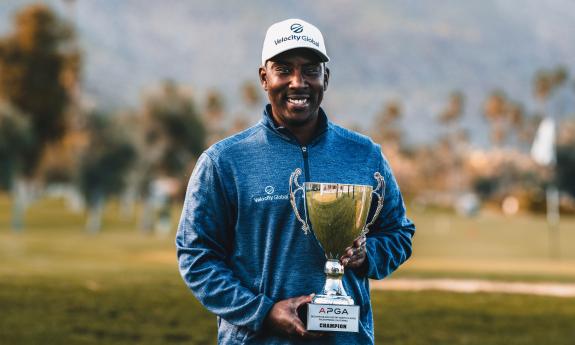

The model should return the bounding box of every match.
[483,90,508,147]
[436,91,468,198]
[556,143,575,199]
[0,103,35,189]
[0,102,36,230]
[203,89,226,145]
[482,90,531,149]
[532,66,570,190]
[371,99,403,150]
[438,91,464,125]
[143,80,206,177]
[0,4,79,231]
[79,113,137,233]
[205,89,225,123]
[139,80,206,233]
[0,4,79,175]
[241,81,261,108]
[534,66,568,102]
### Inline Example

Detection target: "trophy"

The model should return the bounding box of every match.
[289,168,385,333]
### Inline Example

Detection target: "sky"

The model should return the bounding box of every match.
[1,0,574,146]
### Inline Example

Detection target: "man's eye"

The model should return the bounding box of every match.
[276,67,290,74]
[304,67,321,75]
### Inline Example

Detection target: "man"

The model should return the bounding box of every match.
[176,18,415,344]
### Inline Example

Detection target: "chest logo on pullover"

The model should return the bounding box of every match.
[254,185,288,203]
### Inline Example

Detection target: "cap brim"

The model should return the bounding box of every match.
[263,47,330,66]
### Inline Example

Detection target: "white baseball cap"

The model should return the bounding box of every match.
[261,18,329,66]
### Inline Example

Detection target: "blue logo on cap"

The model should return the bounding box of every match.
[290,23,303,33]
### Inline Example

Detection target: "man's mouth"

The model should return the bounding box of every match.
[287,95,309,106]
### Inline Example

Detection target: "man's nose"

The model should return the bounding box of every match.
[289,70,308,89]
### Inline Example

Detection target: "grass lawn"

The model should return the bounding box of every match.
[2,272,575,345]
[374,290,575,345]
[398,207,575,283]
[1,194,575,344]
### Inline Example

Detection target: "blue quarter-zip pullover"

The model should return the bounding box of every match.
[176,105,415,344]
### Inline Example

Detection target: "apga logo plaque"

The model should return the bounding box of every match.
[307,304,359,333]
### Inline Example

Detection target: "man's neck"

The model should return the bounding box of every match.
[271,113,319,146]
[287,117,319,146]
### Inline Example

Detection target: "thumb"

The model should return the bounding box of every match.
[355,236,366,247]
[294,294,314,307]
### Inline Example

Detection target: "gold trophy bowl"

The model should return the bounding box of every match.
[289,169,385,308]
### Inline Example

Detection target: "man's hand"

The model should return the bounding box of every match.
[264,294,323,339]
[340,236,367,269]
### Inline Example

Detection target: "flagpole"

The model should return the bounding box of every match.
[546,184,560,259]
[530,116,559,259]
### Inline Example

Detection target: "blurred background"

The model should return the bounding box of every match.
[0,1,574,344]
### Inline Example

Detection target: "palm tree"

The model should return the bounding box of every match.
[371,99,403,152]
[483,90,508,147]
[138,80,206,233]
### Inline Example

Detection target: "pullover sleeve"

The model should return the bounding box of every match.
[363,152,415,280]
[175,153,274,332]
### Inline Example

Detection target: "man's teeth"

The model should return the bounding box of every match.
[288,98,308,105]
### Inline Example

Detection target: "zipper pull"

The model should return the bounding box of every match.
[302,146,307,153]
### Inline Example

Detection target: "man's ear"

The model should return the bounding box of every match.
[259,65,268,91]
[323,66,330,91]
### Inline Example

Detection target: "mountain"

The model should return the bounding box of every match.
[1,0,574,146]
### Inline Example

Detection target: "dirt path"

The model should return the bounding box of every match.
[370,278,575,298]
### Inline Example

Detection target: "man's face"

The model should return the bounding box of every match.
[259,48,329,128]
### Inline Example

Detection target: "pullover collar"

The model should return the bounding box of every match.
[261,104,329,145]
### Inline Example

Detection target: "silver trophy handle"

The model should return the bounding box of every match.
[289,168,310,235]
[360,172,386,237]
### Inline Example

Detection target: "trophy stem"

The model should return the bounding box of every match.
[312,259,354,305]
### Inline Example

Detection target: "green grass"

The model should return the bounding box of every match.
[373,291,575,345]
[1,194,575,344]
[2,273,574,345]
[399,208,575,282]
[0,272,216,345]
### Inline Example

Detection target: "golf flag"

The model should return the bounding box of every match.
[530,117,556,166]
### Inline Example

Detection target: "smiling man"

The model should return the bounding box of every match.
[176,19,415,344]
[259,47,328,146]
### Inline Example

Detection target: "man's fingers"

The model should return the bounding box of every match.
[293,294,313,308]
[301,330,325,339]
[355,236,366,247]
[345,247,367,268]
[292,318,308,337]
[290,305,324,339]
[341,246,354,258]
[341,237,367,266]
[294,320,324,339]
[342,246,363,259]
[354,238,367,254]
[283,295,325,339]
[343,238,366,257]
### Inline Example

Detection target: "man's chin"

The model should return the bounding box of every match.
[284,114,314,127]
